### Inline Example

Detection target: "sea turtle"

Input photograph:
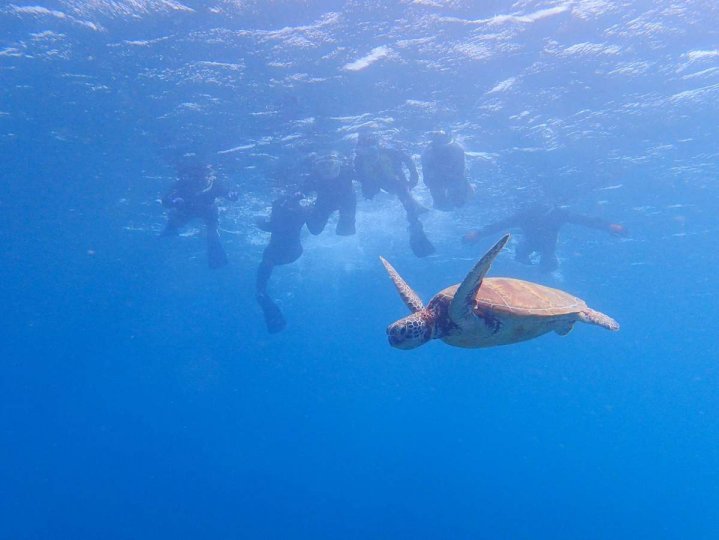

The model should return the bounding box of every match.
[380,234,619,350]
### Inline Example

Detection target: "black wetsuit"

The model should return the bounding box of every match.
[421,139,469,210]
[466,204,624,272]
[255,194,307,333]
[355,145,422,214]
[303,165,356,236]
[162,176,235,269]
[354,144,435,257]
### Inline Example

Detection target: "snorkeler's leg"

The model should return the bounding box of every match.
[396,187,433,257]
[256,257,286,333]
[448,182,470,209]
[256,257,272,295]
[429,184,452,211]
[161,210,188,236]
[205,207,228,269]
[306,203,333,235]
[397,187,428,219]
[361,179,380,200]
[206,229,228,269]
[336,190,357,236]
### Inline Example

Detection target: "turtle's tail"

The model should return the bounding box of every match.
[579,309,620,331]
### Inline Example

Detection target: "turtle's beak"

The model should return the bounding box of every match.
[386,320,425,350]
[387,322,409,348]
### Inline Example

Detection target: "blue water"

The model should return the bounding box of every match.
[2,1,718,538]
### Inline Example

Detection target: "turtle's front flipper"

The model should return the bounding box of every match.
[448,234,510,322]
[380,256,425,313]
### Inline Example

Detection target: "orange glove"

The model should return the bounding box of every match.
[463,229,481,244]
[609,223,627,237]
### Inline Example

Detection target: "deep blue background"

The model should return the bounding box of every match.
[1,1,718,538]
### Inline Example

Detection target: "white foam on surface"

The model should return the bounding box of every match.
[218,144,256,155]
[488,77,517,94]
[9,4,103,31]
[342,46,393,72]
[441,4,571,26]
[685,50,719,62]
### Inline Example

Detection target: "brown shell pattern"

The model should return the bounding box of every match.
[438,277,588,318]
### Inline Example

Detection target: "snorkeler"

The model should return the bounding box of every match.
[421,130,472,211]
[255,192,308,333]
[354,131,435,257]
[463,202,628,273]
[303,151,357,236]
[161,162,238,269]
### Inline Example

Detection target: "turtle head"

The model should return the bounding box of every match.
[386,310,434,350]
[380,256,437,349]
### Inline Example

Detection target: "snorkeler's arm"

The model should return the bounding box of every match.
[196,177,216,197]
[218,183,239,202]
[201,178,239,202]
[401,152,419,188]
[565,211,628,236]
[161,183,182,208]
[462,216,518,244]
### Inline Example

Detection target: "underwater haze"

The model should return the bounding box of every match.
[2,1,718,538]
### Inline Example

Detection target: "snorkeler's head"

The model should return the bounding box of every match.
[176,160,211,184]
[356,130,379,148]
[430,130,453,146]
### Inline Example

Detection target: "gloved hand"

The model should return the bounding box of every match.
[227,191,239,202]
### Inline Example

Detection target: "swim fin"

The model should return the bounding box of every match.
[257,293,287,333]
[207,234,228,269]
[409,224,435,258]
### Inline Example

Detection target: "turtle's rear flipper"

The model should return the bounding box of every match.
[555,320,575,336]
[579,309,620,331]
[257,293,287,333]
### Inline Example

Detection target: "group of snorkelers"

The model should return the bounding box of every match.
[161,131,628,333]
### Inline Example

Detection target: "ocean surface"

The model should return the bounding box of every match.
[1,1,718,538]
